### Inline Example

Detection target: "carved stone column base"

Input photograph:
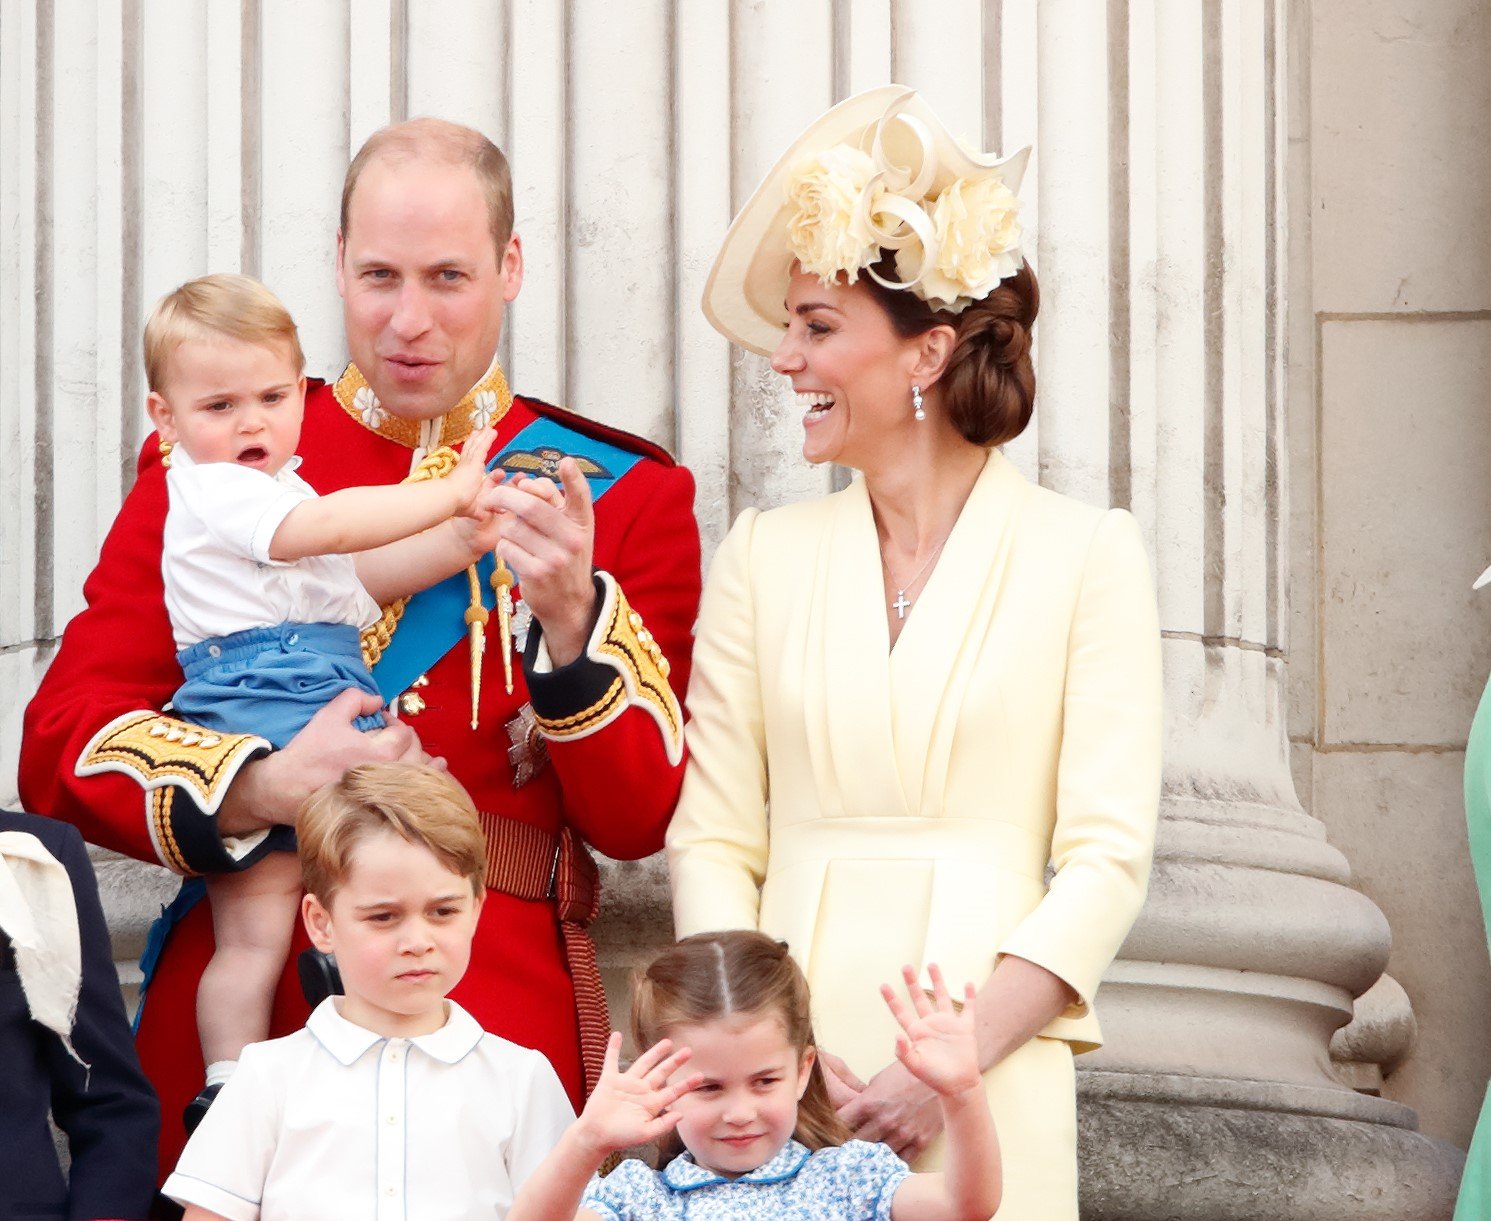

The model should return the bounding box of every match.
[1079,1084,1464,1221]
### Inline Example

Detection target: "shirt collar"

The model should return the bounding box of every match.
[410,999,485,1064]
[305,998,485,1067]
[660,1140,812,1191]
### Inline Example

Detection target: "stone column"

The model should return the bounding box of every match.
[1052,2,1463,1215]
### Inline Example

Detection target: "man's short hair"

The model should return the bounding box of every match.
[143,273,305,393]
[298,763,488,904]
[340,117,514,254]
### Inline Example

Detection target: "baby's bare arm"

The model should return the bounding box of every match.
[268,428,496,563]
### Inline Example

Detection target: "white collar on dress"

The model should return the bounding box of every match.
[660,1139,812,1191]
[305,997,485,1066]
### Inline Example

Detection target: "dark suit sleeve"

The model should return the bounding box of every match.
[40,823,161,1220]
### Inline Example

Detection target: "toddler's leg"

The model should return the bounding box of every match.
[198,852,302,1067]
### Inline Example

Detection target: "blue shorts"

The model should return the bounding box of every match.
[172,621,386,751]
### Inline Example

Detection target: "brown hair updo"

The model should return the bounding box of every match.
[863,254,1039,448]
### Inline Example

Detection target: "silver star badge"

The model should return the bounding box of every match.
[510,599,532,655]
[505,702,550,788]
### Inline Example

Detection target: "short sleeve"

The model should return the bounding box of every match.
[579,1158,667,1219]
[161,1043,284,1220]
[837,1140,913,1221]
[169,461,312,566]
[503,1048,578,1187]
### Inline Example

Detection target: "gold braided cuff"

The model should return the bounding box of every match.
[531,572,684,765]
[77,711,271,872]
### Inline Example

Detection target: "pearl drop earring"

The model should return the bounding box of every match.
[912,384,925,422]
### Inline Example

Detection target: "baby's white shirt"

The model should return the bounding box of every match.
[162,447,380,650]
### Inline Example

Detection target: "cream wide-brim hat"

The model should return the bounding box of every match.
[702,84,1031,358]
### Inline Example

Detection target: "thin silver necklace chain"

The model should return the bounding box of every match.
[883,539,946,619]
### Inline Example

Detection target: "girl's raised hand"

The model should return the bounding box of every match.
[574,1033,702,1156]
[880,964,982,1099]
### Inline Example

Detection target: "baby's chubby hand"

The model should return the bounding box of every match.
[571,1033,702,1160]
[448,427,500,512]
[880,964,983,1100]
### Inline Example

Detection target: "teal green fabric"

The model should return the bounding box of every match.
[1456,678,1491,1219]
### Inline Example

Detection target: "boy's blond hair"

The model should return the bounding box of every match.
[143,273,305,393]
[298,763,487,904]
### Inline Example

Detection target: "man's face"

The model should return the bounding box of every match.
[337,156,522,422]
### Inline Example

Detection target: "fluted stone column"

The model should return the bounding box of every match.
[1039,2,1463,1216]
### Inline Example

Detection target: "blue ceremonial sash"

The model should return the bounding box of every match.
[370,415,642,701]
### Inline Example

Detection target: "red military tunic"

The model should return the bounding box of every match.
[18,365,700,1179]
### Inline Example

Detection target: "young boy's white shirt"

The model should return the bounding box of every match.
[162,445,380,650]
[163,997,574,1220]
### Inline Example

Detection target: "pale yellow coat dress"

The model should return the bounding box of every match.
[666,449,1163,1219]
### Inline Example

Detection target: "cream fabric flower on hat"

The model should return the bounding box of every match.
[701,86,1032,356]
[915,175,1024,311]
[786,145,880,285]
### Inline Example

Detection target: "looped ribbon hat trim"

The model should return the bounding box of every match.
[701,85,1032,357]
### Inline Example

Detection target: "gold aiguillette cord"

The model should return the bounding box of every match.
[492,559,516,697]
[464,565,489,729]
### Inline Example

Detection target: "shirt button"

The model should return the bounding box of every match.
[385,1185,396,1197]
[287,632,300,645]
[207,644,222,658]
[387,1114,397,1125]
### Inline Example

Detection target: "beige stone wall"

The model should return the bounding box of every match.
[1290,0,1491,1147]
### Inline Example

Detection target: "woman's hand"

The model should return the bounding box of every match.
[839,1059,943,1162]
[818,1048,866,1109]
[882,964,982,1098]
[571,1033,701,1158]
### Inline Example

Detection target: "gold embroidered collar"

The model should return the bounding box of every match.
[332,354,515,450]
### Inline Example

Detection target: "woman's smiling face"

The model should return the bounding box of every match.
[769,266,929,472]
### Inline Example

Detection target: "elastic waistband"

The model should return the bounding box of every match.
[177,622,365,678]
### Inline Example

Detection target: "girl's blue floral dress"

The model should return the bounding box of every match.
[580,1139,911,1219]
